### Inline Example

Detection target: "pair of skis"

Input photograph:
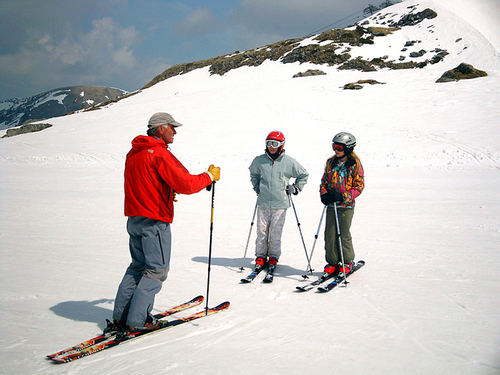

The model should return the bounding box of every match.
[240,260,365,289]
[240,263,276,283]
[296,260,365,292]
[47,295,229,363]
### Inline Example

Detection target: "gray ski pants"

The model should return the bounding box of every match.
[113,217,171,328]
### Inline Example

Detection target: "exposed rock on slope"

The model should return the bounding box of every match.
[436,63,488,82]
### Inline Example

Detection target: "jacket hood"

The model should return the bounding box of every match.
[131,135,166,151]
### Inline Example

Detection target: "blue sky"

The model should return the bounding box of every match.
[0,0,393,101]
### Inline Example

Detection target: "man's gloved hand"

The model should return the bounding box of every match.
[320,191,343,205]
[286,184,299,195]
[173,191,178,202]
[254,185,260,195]
[208,164,220,182]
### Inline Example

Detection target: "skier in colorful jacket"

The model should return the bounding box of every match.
[320,132,364,276]
[249,131,309,269]
[113,112,220,331]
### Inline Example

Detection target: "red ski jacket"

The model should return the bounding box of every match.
[124,135,212,223]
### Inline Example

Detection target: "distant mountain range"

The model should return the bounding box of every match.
[0,86,128,130]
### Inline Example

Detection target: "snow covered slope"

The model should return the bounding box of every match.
[0,0,499,374]
[435,0,500,54]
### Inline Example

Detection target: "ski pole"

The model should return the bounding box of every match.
[239,199,258,271]
[302,205,327,278]
[289,194,312,276]
[333,202,348,286]
[205,181,216,315]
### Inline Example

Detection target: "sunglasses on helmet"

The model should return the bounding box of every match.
[332,143,344,151]
[266,140,284,148]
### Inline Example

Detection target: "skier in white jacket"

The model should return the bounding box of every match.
[249,131,309,271]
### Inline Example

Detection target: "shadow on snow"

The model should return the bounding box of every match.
[50,299,113,330]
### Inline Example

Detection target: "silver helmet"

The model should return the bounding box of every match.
[332,132,356,154]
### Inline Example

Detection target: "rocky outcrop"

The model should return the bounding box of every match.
[436,63,488,83]
[343,80,385,90]
[389,8,438,27]
[2,122,52,138]
[293,69,327,78]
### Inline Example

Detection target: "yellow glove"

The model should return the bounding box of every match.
[172,191,178,202]
[208,164,220,182]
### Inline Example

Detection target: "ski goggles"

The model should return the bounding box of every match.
[332,143,344,151]
[266,140,284,148]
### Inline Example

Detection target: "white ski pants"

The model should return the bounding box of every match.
[255,206,287,260]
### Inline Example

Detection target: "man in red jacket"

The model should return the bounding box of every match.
[110,112,220,333]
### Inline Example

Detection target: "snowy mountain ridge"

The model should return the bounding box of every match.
[142,0,500,91]
[0,86,127,130]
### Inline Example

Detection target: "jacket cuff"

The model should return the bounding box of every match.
[205,171,214,182]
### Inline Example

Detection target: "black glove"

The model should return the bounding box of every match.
[320,191,343,205]
[254,185,260,195]
[286,184,299,195]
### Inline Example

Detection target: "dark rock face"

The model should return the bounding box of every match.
[390,8,438,27]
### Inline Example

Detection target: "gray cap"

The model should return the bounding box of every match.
[147,112,182,135]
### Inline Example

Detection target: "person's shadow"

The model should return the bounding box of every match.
[192,256,313,280]
[50,299,114,330]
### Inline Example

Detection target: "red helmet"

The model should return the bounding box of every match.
[266,131,285,142]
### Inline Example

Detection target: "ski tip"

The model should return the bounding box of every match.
[317,283,336,292]
[191,295,204,302]
[47,350,71,359]
[216,301,230,310]
[206,301,230,311]
[51,356,68,364]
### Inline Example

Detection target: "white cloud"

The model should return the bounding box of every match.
[0,16,147,98]
[112,47,137,69]
[35,17,141,74]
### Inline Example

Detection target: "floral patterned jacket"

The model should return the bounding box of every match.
[320,157,364,208]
